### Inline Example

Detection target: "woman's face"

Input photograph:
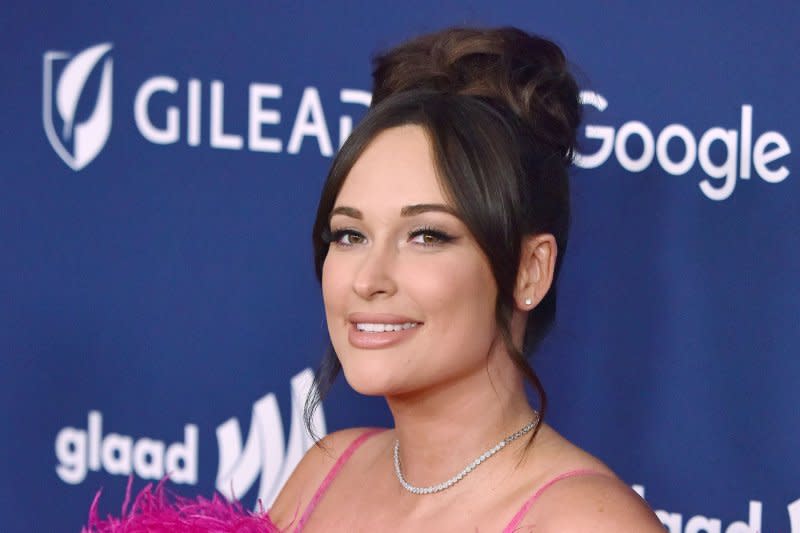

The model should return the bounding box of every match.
[322,125,500,397]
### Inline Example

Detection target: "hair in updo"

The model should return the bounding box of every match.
[306,27,581,440]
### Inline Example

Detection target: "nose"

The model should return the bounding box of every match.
[352,241,398,300]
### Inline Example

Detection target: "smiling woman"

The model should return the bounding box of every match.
[268,27,665,532]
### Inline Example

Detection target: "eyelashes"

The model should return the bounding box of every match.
[328,228,366,246]
[320,227,365,246]
[322,226,456,247]
[408,227,456,246]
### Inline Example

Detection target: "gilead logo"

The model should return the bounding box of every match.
[43,43,114,171]
[575,91,792,201]
[42,44,371,170]
[134,79,370,156]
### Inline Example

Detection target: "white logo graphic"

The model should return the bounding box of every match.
[132,77,370,155]
[55,410,198,485]
[41,44,371,165]
[216,368,326,508]
[636,484,800,532]
[575,90,792,201]
[53,367,321,501]
[789,497,800,532]
[43,43,113,170]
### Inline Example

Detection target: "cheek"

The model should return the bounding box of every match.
[321,257,351,355]
[409,254,497,327]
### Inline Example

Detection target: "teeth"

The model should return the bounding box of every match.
[355,322,419,332]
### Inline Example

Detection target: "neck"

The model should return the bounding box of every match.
[385,343,536,489]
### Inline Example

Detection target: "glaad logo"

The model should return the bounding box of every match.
[635,484,800,532]
[54,411,198,485]
[43,43,113,171]
[216,368,326,509]
[575,91,792,201]
[53,368,321,500]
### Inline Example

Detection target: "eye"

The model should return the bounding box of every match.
[409,227,455,247]
[329,228,367,247]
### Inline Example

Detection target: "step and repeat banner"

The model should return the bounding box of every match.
[1,2,798,531]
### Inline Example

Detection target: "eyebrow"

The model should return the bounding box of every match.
[329,203,459,221]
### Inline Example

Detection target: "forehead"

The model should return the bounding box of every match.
[335,125,449,209]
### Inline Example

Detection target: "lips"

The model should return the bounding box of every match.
[346,313,423,349]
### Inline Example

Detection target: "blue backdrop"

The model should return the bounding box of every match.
[1,2,797,531]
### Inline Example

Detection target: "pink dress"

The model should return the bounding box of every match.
[291,428,605,532]
[84,429,605,532]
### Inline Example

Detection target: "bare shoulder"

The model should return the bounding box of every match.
[268,427,379,528]
[522,472,663,532]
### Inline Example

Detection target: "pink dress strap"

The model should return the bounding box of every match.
[502,468,609,532]
[293,428,385,532]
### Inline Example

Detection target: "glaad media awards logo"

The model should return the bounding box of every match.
[54,368,324,512]
[43,43,113,171]
[635,484,800,533]
[216,368,326,509]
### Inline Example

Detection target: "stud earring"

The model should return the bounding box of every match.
[524,297,532,306]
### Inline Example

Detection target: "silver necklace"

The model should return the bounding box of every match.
[393,416,538,495]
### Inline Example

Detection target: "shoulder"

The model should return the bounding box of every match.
[509,425,662,531]
[521,471,663,532]
[268,427,382,528]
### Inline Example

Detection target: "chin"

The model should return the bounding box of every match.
[345,380,391,397]
[338,355,420,398]
[340,361,395,397]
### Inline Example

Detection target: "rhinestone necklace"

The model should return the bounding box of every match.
[393,416,539,495]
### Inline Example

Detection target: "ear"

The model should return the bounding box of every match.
[514,234,557,311]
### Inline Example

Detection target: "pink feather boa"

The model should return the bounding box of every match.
[83,477,282,532]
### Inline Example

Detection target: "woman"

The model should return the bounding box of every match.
[86,27,663,532]
[267,26,663,532]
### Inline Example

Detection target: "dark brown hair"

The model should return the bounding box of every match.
[305,27,580,441]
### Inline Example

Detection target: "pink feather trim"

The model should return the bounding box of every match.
[83,477,282,532]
